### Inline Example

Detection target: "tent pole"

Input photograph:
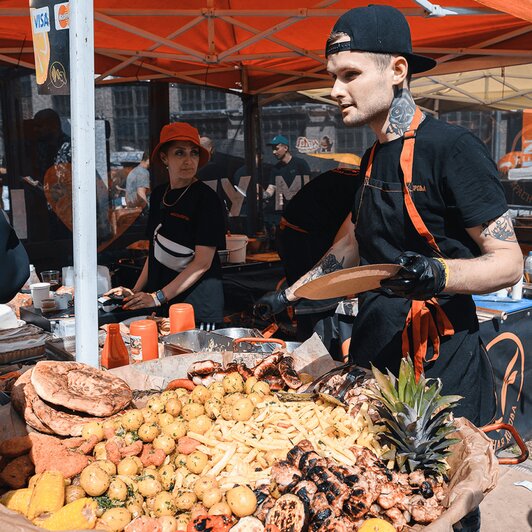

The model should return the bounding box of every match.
[243,94,261,235]
[70,0,99,367]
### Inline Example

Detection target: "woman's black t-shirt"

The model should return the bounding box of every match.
[145,180,226,322]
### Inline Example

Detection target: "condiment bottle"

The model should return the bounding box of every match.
[129,319,158,362]
[169,303,195,334]
[101,323,129,369]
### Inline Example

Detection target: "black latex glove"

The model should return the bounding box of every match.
[380,252,447,300]
[253,290,290,320]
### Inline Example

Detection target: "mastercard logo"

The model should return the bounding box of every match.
[54,2,69,31]
[57,4,69,29]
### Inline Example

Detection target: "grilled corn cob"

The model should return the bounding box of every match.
[33,497,98,530]
[28,473,42,489]
[0,487,33,516]
[27,470,65,520]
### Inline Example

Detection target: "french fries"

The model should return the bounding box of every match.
[172,395,387,492]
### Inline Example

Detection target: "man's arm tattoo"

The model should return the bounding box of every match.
[307,253,345,282]
[481,211,517,242]
[387,88,416,137]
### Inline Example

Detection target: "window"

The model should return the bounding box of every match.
[180,86,226,112]
[112,85,149,150]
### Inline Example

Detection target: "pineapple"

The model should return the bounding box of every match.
[371,357,461,477]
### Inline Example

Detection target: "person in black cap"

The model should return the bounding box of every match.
[256,5,521,435]
[262,134,311,234]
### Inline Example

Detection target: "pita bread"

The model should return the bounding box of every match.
[31,361,132,417]
[29,386,106,437]
[11,370,54,434]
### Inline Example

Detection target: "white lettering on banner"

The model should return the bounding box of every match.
[221,175,251,217]
[54,2,70,31]
[203,176,251,216]
[275,175,309,211]
[31,7,51,34]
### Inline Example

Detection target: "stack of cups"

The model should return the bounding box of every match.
[30,283,51,310]
[170,303,195,334]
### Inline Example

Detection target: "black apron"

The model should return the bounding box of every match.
[349,108,495,426]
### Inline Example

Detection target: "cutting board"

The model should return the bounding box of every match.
[294,264,400,300]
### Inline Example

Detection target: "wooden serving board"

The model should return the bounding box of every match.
[294,264,400,300]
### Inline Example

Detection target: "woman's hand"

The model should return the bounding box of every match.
[122,291,156,310]
[105,286,134,298]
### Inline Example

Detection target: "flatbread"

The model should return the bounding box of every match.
[29,385,106,437]
[11,370,54,434]
[293,264,401,300]
[31,361,132,417]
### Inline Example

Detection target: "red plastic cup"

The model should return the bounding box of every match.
[169,303,195,334]
[129,319,158,362]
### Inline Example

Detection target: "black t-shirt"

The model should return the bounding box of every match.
[352,115,508,262]
[266,156,311,213]
[146,180,226,322]
[284,168,361,234]
[348,116,507,424]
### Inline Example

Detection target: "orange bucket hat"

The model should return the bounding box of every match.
[151,122,210,170]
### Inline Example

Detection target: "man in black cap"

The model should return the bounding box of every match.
[256,5,521,432]
[262,134,311,234]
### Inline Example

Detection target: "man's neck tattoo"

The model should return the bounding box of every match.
[387,88,416,136]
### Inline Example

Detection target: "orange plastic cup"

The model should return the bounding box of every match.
[169,303,195,333]
[129,319,158,362]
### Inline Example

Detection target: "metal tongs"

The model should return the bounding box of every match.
[277,363,367,406]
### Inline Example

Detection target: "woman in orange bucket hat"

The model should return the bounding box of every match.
[108,122,226,329]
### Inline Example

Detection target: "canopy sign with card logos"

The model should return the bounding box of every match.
[29,0,69,95]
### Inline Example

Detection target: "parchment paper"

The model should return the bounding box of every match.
[0,340,499,531]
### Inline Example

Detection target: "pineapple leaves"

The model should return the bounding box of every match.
[372,357,462,476]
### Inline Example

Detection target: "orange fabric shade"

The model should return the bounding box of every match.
[0,0,530,93]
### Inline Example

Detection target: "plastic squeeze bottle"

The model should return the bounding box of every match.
[101,323,129,369]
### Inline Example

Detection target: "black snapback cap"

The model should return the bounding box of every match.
[325,4,436,74]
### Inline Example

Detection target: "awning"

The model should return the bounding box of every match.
[301,63,532,111]
[0,0,530,94]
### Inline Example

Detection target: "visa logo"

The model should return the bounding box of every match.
[31,7,50,34]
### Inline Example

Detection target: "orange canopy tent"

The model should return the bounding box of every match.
[0,0,530,94]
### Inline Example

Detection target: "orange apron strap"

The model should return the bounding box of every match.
[403,299,454,380]
[399,107,441,256]
[398,108,455,379]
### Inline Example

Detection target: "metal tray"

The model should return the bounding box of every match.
[162,330,233,355]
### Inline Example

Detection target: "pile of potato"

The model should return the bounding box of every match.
[5,369,381,531]
[63,373,272,530]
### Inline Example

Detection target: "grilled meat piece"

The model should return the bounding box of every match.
[271,460,303,492]
[262,374,285,391]
[309,493,335,532]
[385,507,407,529]
[253,353,283,379]
[187,360,222,378]
[278,356,302,389]
[298,451,328,475]
[343,479,373,520]
[236,363,254,380]
[328,464,360,487]
[286,440,314,468]
[315,516,354,532]
[377,482,407,510]
[254,495,275,522]
[293,480,318,510]
[306,465,351,515]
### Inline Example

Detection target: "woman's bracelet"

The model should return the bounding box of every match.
[150,292,161,307]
